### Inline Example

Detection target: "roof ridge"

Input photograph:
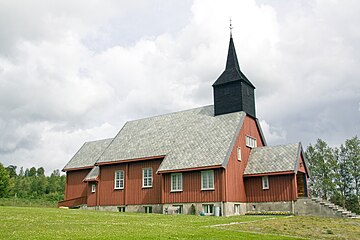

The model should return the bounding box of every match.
[125,105,214,123]
[84,137,114,144]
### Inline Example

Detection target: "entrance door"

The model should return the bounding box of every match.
[296,172,308,197]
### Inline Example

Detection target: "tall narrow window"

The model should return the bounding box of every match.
[91,184,96,193]
[246,136,257,148]
[171,173,182,192]
[201,170,214,190]
[237,147,242,161]
[262,176,269,190]
[114,170,124,189]
[142,168,152,188]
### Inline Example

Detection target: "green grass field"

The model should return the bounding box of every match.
[0,206,359,239]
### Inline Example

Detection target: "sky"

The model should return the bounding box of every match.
[0,0,359,174]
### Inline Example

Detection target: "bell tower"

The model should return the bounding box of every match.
[213,24,256,117]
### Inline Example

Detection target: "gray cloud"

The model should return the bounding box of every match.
[0,0,359,174]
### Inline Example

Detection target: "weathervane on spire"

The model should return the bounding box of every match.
[229,17,233,37]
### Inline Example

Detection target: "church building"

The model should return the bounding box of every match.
[59,31,310,216]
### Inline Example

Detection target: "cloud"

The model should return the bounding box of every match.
[0,0,359,173]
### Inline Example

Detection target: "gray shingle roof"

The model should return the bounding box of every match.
[63,138,113,170]
[83,166,99,181]
[244,143,300,175]
[97,105,246,172]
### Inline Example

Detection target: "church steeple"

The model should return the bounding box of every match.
[212,28,256,117]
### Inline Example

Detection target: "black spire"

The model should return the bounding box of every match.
[212,30,256,117]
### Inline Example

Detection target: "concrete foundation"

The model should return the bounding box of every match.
[78,198,350,218]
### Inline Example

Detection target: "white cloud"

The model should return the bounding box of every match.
[0,0,359,173]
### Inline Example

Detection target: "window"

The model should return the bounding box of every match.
[203,204,214,215]
[118,206,126,212]
[201,170,214,190]
[114,170,124,189]
[262,176,269,190]
[246,136,257,148]
[91,184,96,193]
[144,206,152,213]
[142,168,152,188]
[171,173,182,192]
[172,205,183,214]
[234,204,240,214]
[237,147,242,161]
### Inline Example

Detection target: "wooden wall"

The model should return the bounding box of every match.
[98,159,162,206]
[86,183,97,207]
[244,174,296,202]
[225,115,265,202]
[65,169,90,200]
[162,169,223,203]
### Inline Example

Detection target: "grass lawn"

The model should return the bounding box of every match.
[0,206,358,240]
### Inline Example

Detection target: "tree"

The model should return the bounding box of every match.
[0,162,10,197]
[29,167,37,177]
[345,136,360,197]
[36,167,45,177]
[6,165,17,178]
[305,139,337,199]
[333,146,353,208]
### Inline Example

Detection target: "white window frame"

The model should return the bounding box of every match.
[91,184,96,193]
[201,170,214,190]
[234,204,240,214]
[114,170,124,189]
[203,204,214,215]
[262,176,269,190]
[246,136,257,148]
[142,168,153,188]
[237,147,242,161]
[171,173,183,192]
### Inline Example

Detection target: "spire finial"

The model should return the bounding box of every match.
[229,17,233,37]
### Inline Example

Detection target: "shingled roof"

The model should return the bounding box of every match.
[83,166,100,182]
[97,105,247,172]
[212,37,255,88]
[63,138,113,171]
[244,143,306,175]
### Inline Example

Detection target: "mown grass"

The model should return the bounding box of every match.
[1,206,359,239]
[0,206,296,240]
[220,215,360,240]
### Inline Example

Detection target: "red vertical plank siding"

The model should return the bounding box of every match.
[297,153,306,173]
[225,115,265,202]
[126,160,162,204]
[163,169,222,203]
[65,169,90,200]
[245,174,296,202]
[98,159,162,206]
[98,164,126,206]
[86,183,97,207]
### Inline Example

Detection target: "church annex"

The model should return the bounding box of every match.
[59,33,310,216]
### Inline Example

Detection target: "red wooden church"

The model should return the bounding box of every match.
[59,34,310,216]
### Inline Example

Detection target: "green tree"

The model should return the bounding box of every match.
[29,167,37,177]
[0,163,10,197]
[36,167,45,177]
[305,139,337,199]
[345,136,360,197]
[5,165,17,178]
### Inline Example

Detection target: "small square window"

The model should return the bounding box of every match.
[172,205,183,214]
[246,136,257,148]
[144,206,152,213]
[203,204,214,215]
[262,176,269,190]
[91,184,96,193]
[118,206,126,212]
